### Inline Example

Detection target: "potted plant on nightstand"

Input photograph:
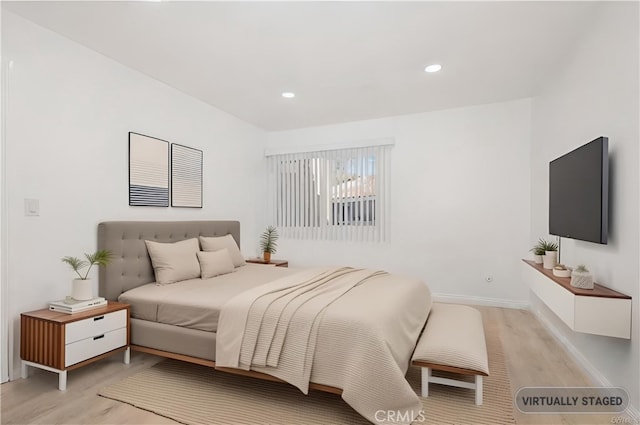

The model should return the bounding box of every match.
[259,226,279,264]
[62,249,113,300]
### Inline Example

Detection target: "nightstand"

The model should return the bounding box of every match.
[20,301,130,390]
[246,258,289,267]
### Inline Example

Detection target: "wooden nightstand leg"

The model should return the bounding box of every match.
[21,361,28,379]
[58,370,67,391]
[124,347,130,364]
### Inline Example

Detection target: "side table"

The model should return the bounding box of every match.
[20,300,130,390]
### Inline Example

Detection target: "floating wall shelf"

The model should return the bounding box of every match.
[523,260,631,339]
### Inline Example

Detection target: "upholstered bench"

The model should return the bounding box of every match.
[411,303,489,405]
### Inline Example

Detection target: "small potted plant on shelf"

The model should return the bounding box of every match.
[259,226,279,264]
[529,239,547,264]
[570,264,594,289]
[62,249,113,300]
[539,239,559,270]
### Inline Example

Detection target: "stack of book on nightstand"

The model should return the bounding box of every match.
[49,296,107,314]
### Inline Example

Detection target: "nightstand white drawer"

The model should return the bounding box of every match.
[65,310,127,344]
[65,327,127,367]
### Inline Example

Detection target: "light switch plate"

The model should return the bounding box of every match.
[24,198,39,216]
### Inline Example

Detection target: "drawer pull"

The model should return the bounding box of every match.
[93,334,105,340]
[93,316,105,321]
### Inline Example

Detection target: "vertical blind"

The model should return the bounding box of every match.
[266,144,391,242]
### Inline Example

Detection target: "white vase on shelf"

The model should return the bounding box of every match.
[72,278,93,300]
[542,251,557,269]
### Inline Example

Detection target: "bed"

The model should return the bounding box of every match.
[98,220,432,424]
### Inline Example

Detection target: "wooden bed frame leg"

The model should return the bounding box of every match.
[475,375,483,405]
[421,367,431,398]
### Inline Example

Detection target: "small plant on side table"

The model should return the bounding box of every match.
[259,226,279,264]
[62,249,113,300]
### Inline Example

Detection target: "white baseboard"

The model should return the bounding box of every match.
[530,305,639,421]
[432,293,528,310]
[530,306,611,385]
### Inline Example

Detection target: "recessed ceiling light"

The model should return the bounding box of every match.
[282,92,296,98]
[424,64,442,73]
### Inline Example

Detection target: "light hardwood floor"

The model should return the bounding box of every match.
[1,306,634,424]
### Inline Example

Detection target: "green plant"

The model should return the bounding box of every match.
[530,238,558,254]
[259,226,279,254]
[574,264,589,273]
[529,244,546,256]
[62,249,113,280]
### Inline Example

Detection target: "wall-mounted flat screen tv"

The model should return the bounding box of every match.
[549,136,609,244]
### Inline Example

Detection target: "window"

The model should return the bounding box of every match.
[266,143,392,242]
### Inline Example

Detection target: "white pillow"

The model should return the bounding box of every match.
[197,249,235,279]
[145,238,201,284]
[199,234,246,267]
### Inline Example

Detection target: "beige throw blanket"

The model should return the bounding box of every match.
[216,267,431,424]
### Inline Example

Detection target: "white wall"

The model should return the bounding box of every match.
[0,4,8,384]
[2,11,267,378]
[530,2,639,411]
[267,99,532,307]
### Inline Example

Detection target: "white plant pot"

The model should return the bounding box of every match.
[533,254,543,264]
[72,278,93,300]
[542,251,557,269]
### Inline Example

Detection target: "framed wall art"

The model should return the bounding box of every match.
[128,132,170,207]
[171,143,203,208]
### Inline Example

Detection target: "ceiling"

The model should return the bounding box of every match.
[3,1,601,131]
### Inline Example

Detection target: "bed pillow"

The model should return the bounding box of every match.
[197,249,235,279]
[145,238,201,284]
[199,234,246,267]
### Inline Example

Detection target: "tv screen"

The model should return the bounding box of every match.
[549,136,609,244]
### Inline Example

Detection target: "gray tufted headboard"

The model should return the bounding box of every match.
[98,220,241,301]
